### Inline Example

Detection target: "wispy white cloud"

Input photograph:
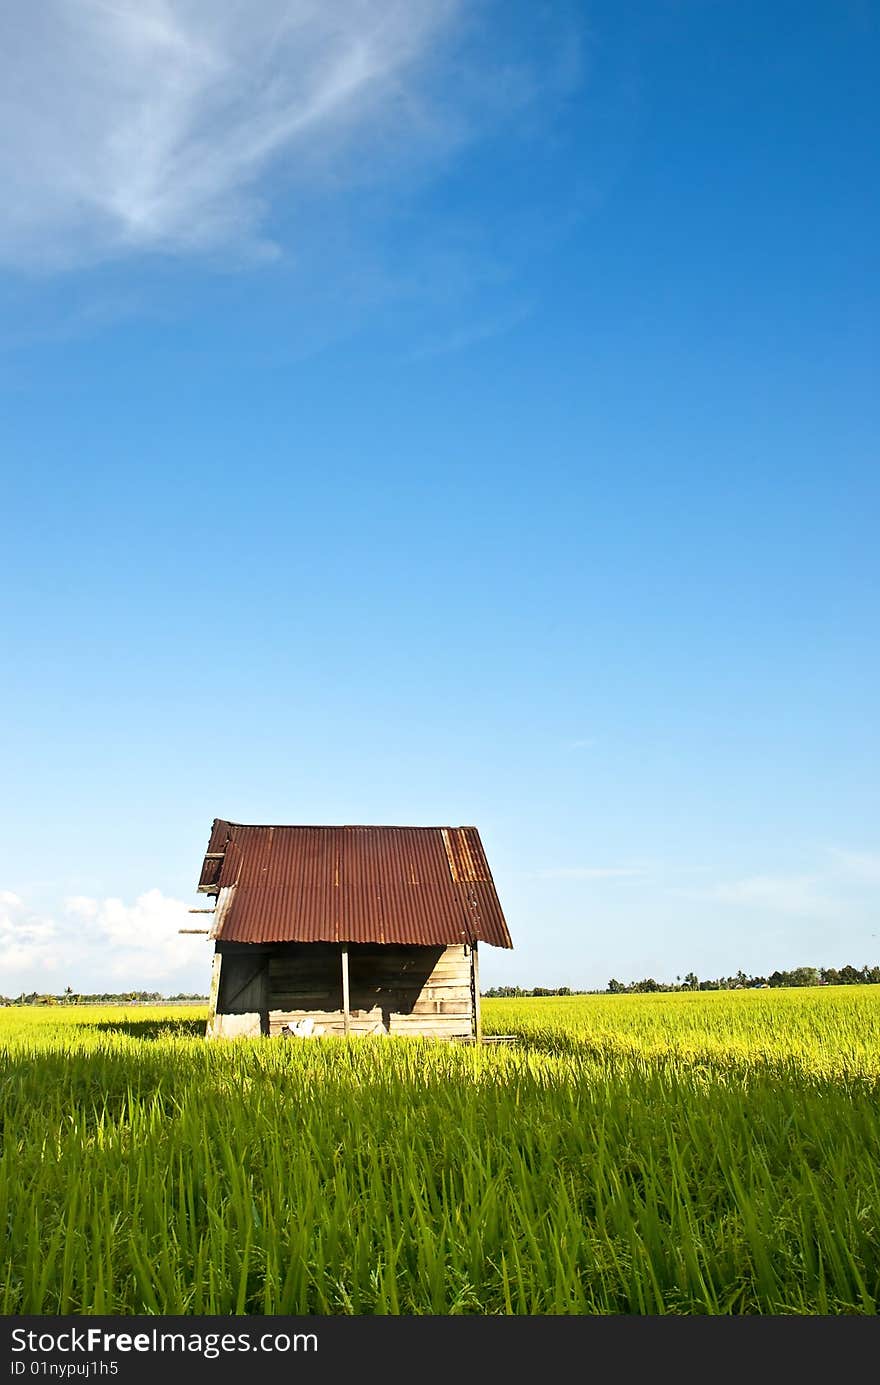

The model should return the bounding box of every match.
[701,874,837,919]
[2,1,580,274]
[0,888,203,991]
[672,847,880,922]
[64,889,197,979]
[1,0,465,269]
[64,895,99,920]
[410,302,533,359]
[0,893,60,978]
[827,848,880,886]
[536,866,644,881]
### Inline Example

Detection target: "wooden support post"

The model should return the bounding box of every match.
[341,943,351,1035]
[206,951,222,1039]
[472,942,482,1044]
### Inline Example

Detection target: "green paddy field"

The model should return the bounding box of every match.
[3,988,879,1314]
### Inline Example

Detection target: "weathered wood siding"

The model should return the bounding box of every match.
[208,1011,263,1038]
[266,942,474,1038]
[208,941,476,1039]
[219,952,269,1015]
[205,952,224,1038]
[208,950,268,1037]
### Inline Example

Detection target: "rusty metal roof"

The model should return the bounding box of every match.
[198,820,512,948]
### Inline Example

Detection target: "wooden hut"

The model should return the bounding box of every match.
[196,819,513,1039]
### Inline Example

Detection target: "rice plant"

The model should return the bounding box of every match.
[2,988,879,1314]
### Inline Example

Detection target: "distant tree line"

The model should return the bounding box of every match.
[483,963,880,999]
[607,964,880,994]
[482,985,580,998]
[0,989,208,1006]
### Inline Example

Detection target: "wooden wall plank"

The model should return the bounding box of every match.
[260,942,475,1038]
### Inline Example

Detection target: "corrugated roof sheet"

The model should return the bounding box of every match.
[198,820,513,948]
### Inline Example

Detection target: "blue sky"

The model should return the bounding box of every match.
[2,0,878,994]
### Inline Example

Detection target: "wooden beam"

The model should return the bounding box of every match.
[206,952,222,1038]
[178,928,210,934]
[341,943,351,1036]
[472,942,482,1043]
